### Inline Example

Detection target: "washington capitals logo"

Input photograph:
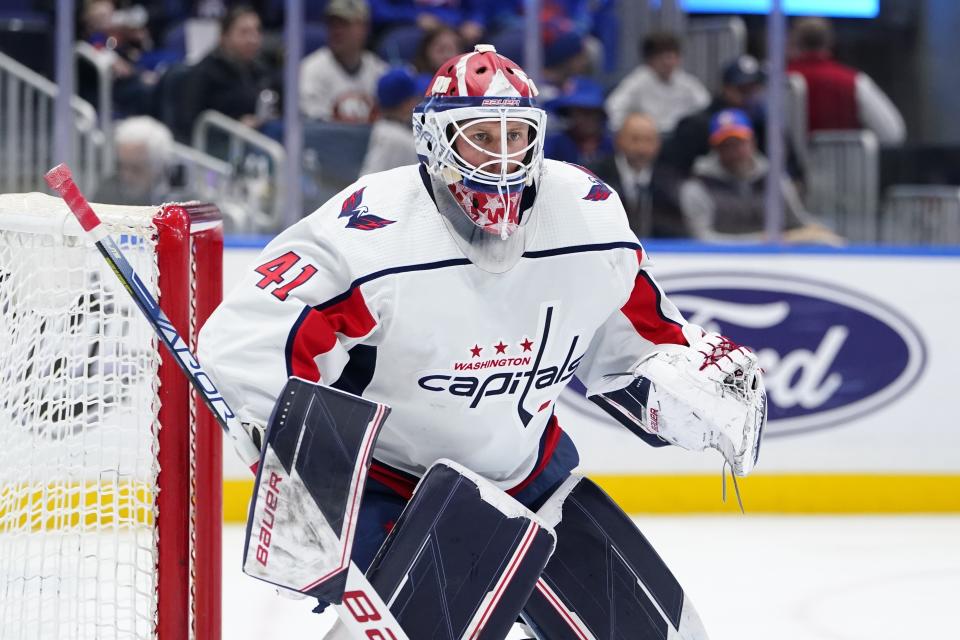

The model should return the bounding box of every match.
[339,187,396,230]
[568,163,612,201]
[415,305,583,427]
[583,178,612,201]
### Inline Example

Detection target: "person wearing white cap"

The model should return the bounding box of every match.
[299,0,387,122]
[605,31,710,134]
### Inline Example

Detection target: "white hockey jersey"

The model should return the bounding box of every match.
[197,160,690,492]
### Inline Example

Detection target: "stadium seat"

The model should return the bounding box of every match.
[154,63,194,142]
[303,22,328,56]
[488,26,526,65]
[302,120,373,207]
[377,25,423,64]
[260,119,373,212]
[163,21,188,60]
[806,130,880,242]
[0,13,50,76]
[881,185,960,245]
[684,16,747,93]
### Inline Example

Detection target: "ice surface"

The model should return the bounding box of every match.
[222,515,960,639]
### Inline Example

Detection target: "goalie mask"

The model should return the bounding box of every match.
[414,44,546,240]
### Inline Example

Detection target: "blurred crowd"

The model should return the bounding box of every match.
[29,0,909,242]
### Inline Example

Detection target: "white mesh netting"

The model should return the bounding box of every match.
[0,194,162,639]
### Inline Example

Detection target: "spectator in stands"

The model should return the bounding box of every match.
[541,0,617,73]
[359,67,423,176]
[590,112,687,239]
[82,0,114,44]
[540,29,591,103]
[661,55,806,182]
[93,116,187,206]
[413,26,464,80]
[543,77,614,166]
[485,0,616,72]
[79,1,159,117]
[82,2,153,62]
[180,5,276,134]
[788,17,905,145]
[370,0,486,45]
[605,31,710,134]
[679,109,841,244]
[300,0,387,123]
[662,56,759,173]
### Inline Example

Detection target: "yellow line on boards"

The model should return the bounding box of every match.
[590,474,960,514]
[224,479,254,523]
[222,474,960,521]
[6,475,957,532]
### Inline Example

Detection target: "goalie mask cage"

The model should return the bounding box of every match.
[0,193,224,640]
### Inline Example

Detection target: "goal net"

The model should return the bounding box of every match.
[0,193,224,639]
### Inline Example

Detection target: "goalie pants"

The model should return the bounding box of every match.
[311,425,579,614]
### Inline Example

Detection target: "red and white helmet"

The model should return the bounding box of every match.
[414,44,547,239]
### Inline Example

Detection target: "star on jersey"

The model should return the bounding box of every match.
[339,187,396,230]
[470,339,525,357]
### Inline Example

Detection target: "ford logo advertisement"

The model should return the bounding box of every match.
[660,272,927,438]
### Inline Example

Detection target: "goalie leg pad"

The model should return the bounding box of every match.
[352,426,578,574]
[312,429,579,614]
[365,459,557,640]
[522,477,709,640]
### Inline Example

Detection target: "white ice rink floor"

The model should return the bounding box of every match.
[222,515,960,639]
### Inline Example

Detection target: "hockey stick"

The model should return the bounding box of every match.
[44,164,410,640]
[43,166,261,471]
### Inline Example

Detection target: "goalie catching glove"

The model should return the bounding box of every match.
[590,328,767,476]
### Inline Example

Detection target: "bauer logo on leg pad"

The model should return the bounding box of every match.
[254,472,283,567]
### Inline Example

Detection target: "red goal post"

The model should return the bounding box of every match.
[0,193,224,640]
